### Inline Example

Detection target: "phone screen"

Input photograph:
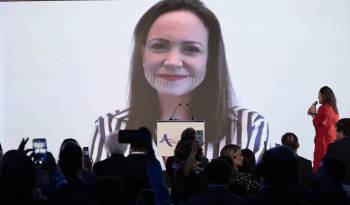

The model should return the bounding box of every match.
[83,147,89,157]
[195,130,204,145]
[33,138,47,154]
[33,138,47,167]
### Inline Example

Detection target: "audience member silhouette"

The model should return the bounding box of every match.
[238,149,255,173]
[187,159,243,205]
[125,140,149,205]
[59,138,96,184]
[36,151,70,198]
[169,128,207,203]
[238,149,259,180]
[243,146,308,205]
[324,118,350,201]
[218,155,234,168]
[135,189,155,205]
[166,128,208,194]
[93,176,125,205]
[281,132,313,186]
[46,150,98,205]
[0,151,45,204]
[60,138,79,151]
[220,144,260,196]
[58,141,94,196]
[137,127,171,205]
[93,132,128,178]
[4,122,350,205]
[312,158,347,205]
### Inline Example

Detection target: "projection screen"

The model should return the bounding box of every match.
[1,0,349,162]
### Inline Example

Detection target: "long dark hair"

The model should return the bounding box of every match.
[174,128,201,161]
[239,148,256,173]
[319,86,338,114]
[126,0,236,145]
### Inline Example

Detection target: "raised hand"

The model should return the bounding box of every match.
[307,104,317,116]
[18,137,29,152]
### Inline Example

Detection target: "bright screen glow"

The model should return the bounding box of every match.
[1,0,349,162]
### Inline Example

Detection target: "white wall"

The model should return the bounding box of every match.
[206,0,350,160]
[1,0,350,160]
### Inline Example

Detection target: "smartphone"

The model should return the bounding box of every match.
[33,138,47,154]
[195,130,204,145]
[33,138,47,167]
[83,147,89,157]
[118,129,140,144]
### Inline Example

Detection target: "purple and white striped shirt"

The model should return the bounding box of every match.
[89,106,269,166]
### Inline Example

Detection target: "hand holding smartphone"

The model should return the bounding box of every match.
[195,130,204,145]
[83,147,89,158]
[33,138,47,167]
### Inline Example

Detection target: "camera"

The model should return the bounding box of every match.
[118,127,153,152]
[119,129,142,144]
[32,138,47,168]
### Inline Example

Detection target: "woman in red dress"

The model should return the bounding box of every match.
[308,86,339,172]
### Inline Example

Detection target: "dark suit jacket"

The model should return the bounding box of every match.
[325,136,350,184]
[126,153,149,176]
[243,186,311,205]
[296,155,313,186]
[125,153,149,205]
[92,153,127,179]
[187,186,242,205]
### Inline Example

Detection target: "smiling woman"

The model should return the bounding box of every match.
[90,0,269,164]
[143,10,208,99]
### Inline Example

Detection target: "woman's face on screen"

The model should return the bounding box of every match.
[142,10,208,96]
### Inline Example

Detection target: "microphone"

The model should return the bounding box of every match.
[169,103,182,120]
[186,103,194,121]
[307,101,318,116]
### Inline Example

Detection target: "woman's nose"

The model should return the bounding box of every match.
[164,49,183,69]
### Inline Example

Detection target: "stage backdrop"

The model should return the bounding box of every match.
[1,0,349,161]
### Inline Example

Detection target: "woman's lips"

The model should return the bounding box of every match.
[157,74,188,81]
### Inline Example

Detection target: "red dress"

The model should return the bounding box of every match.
[312,104,339,172]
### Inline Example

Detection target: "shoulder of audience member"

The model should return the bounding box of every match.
[297,155,311,163]
[186,188,243,205]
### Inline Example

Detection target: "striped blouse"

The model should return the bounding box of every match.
[89,106,269,167]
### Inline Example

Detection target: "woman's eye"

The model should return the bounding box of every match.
[182,46,201,54]
[150,43,169,51]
